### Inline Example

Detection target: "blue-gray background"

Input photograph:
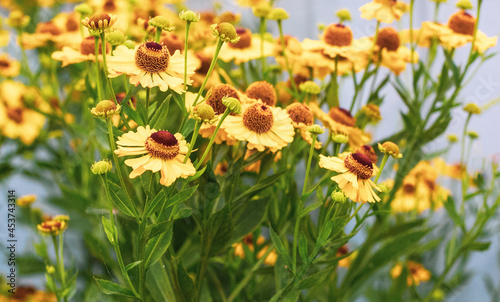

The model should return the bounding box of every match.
[1,0,499,300]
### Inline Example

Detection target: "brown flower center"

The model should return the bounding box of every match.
[37,22,61,35]
[0,59,10,68]
[145,130,180,160]
[243,234,253,245]
[89,12,112,25]
[66,18,79,32]
[206,84,240,115]
[323,23,353,47]
[7,108,23,124]
[403,183,415,194]
[196,52,211,74]
[135,42,170,73]
[160,33,184,54]
[245,81,277,106]
[376,27,400,51]
[448,11,476,36]
[337,245,349,256]
[344,153,373,180]
[243,103,274,134]
[229,28,252,49]
[80,36,110,55]
[329,107,356,127]
[355,145,378,164]
[286,102,314,125]
[103,0,117,11]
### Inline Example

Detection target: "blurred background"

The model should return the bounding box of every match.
[1,0,499,300]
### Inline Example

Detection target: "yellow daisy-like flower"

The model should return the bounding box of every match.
[223,102,295,152]
[37,217,68,236]
[51,37,111,67]
[207,28,274,65]
[0,53,21,78]
[319,152,381,203]
[107,42,196,93]
[360,0,408,24]
[309,102,370,149]
[114,126,196,187]
[286,102,322,149]
[391,261,431,286]
[20,18,83,50]
[233,234,277,266]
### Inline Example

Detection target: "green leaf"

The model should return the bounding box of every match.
[151,95,172,129]
[464,241,491,252]
[125,261,142,271]
[185,165,207,183]
[300,201,323,218]
[34,241,48,259]
[101,216,116,244]
[164,186,198,211]
[269,226,293,271]
[106,178,139,219]
[145,226,174,268]
[443,196,465,231]
[295,266,334,290]
[233,171,286,206]
[175,257,196,302]
[144,190,167,218]
[232,197,270,242]
[147,260,177,302]
[208,206,234,257]
[298,232,308,264]
[93,278,136,298]
[146,220,173,240]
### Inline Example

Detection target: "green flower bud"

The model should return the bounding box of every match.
[106,30,125,46]
[192,103,216,123]
[211,22,240,43]
[378,141,403,159]
[336,9,352,22]
[91,159,113,175]
[332,134,349,144]
[331,191,347,203]
[124,40,135,49]
[456,0,473,10]
[267,8,289,21]
[467,130,479,139]
[308,124,324,135]
[463,103,481,114]
[299,81,321,95]
[252,3,272,18]
[447,134,458,143]
[46,265,56,274]
[179,10,201,23]
[91,100,121,118]
[222,96,242,114]
[149,16,175,31]
[75,3,93,16]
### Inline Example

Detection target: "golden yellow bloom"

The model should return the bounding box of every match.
[37,217,68,236]
[20,15,84,50]
[233,234,278,266]
[286,102,322,149]
[337,245,357,268]
[16,195,36,207]
[223,102,295,152]
[319,153,381,203]
[390,261,431,286]
[0,81,46,145]
[114,126,196,186]
[0,53,21,77]
[51,37,111,67]
[0,29,9,47]
[360,0,408,24]
[107,42,196,93]
[0,285,57,302]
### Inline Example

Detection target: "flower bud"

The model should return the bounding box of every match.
[149,16,175,31]
[467,130,479,139]
[456,0,473,10]
[267,8,289,21]
[91,160,113,175]
[192,103,216,123]
[331,191,347,203]
[81,12,117,32]
[124,40,135,49]
[447,134,458,143]
[106,30,125,46]
[361,104,381,123]
[252,3,272,18]
[222,96,242,114]
[211,22,240,43]
[463,103,481,114]
[46,265,56,274]
[332,134,349,144]
[308,124,324,135]
[336,9,352,22]
[75,3,93,16]
[378,141,403,159]
[179,10,201,23]
[91,100,121,118]
[299,81,321,95]
[17,195,36,207]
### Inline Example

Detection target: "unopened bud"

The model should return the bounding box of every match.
[378,141,403,159]
[179,10,201,23]
[91,160,113,175]
[222,96,242,114]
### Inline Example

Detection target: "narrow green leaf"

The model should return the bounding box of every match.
[146,220,173,240]
[464,241,491,252]
[443,196,465,231]
[233,171,286,205]
[125,260,142,271]
[300,201,323,218]
[144,190,166,218]
[145,227,173,268]
[298,232,308,264]
[151,94,172,129]
[269,226,293,271]
[106,178,139,218]
[175,258,196,302]
[295,266,334,290]
[101,216,116,244]
[164,185,198,210]
[208,206,234,257]
[93,278,136,298]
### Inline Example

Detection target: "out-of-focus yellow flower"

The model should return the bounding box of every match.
[51,37,111,67]
[37,216,68,236]
[360,0,408,24]
[233,234,277,266]
[0,53,21,78]
[0,285,57,302]
[390,261,431,286]
[337,245,357,268]
[286,103,322,149]
[0,29,10,47]
[17,195,36,207]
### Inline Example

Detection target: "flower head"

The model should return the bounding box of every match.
[114,126,196,186]
[211,22,240,43]
[91,159,113,175]
[245,81,277,106]
[37,216,68,236]
[192,103,216,123]
[149,16,175,32]
[81,12,117,34]
[463,103,481,114]
[179,10,201,23]
[378,141,402,159]
[391,261,431,286]
[91,100,121,118]
[360,0,408,24]
[267,8,289,21]
[17,195,36,207]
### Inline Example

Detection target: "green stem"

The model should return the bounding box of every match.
[375,154,389,183]
[292,134,317,273]
[183,119,201,163]
[183,22,192,104]
[154,28,162,42]
[94,36,104,101]
[332,56,339,107]
[195,109,230,169]
[192,39,224,107]
[259,16,267,76]
[277,19,298,95]
[145,87,151,124]
[100,32,117,103]
[240,62,248,88]
[106,119,131,205]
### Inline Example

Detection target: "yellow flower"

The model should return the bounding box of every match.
[337,245,357,268]
[207,28,274,65]
[391,261,431,286]
[114,126,196,187]
[360,0,408,24]
[107,42,196,93]
[233,234,277,266]
[20,16,84,50]
[17,195,36,207]
[309,102,370,149]
[0,81,46,145]
[0,53,21,77]
[286,102,322,149]
[319,153,381,203]
[222,102,295,152]
[51,37,111,67]
[0,29,9,47]
[37,217,68,236]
